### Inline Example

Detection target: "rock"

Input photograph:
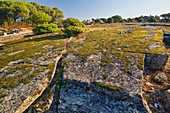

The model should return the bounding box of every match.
[8,60,24,66]
[148,43,161,50]
[72,100,84,106]
[0,44,3,50]
[154,103,162,109]
[58,103,67,110]
[36,108,43,112]
[117,48,122,51]
[125,45,129,48]
[144,54,168,75]
[163,34,170,44]
[51,85,56,91]
[127,30,131,33]
[154,72,167,83]
[8,50,24,56]
[39,61,51,66]
[113,41,117,45]
[165,89,170,110]
[57,53,147,113]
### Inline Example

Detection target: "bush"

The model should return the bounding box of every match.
[63,26,86,37]
[63,18,86,28]
[33,23,60,34]
[63,18,87,37]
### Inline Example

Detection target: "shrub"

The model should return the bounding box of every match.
[33,23,60,34]
[63,26,86,37]
[63,18,86,28]
[63,18,87,37]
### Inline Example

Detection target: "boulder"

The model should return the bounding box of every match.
[154,72,167,83]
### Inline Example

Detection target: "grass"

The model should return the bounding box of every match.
[0,91,7,101]
[68,24,166,71]
[101,55,112,66]
[102,74,108,80]
[30,58,65,111]
[94,82,123,92]
[0,33,67,69]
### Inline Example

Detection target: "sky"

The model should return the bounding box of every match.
[25,0,170,21]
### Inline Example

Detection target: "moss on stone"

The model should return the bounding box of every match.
[101,55,112,66]
[94,82,123,92]
[102,74,109,80]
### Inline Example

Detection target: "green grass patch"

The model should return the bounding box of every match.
[102,74,108,80]
[94,82,123,92]
[101,55,112,66]
[68,24,166,72]
[0,33,67,88]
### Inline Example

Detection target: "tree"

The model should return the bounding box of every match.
[147,15,157,22]
[25,2,37,16]
[100,18,107,23]
[39,6,55,17]
[0,1,64,26]
[107,18,114,23]
[127,18,135,23]
[0,1,13,24]
[134,16,144,22]
[27,12,52,24]
[53,7,64,19]
[82,20,91,25]
[112,15,123,23]
[30,2,41,10]
[161,13,170,22]
[10,2,30,22]
[30,2,64,22]
[155,15,160,21]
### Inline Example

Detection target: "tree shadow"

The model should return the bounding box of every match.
[52,79,147,113]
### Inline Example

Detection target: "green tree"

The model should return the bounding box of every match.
[0,1,13,24]
[53,7,64,19]
[107,17,114,23]
[10,2,30,22]
[112,15,123,23]
[100,18,107,23]
[63,18,87,37]
[147,15,157,22]
[161,13,170,22]
[30,2,41,10]
[0,1,63,26]
[134,16,144,22]
[39,6,55,17]
[27,11,52,24]
[25,2,37,16]
[127,18,135,23]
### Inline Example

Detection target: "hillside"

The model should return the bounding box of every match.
[0,24,170,113]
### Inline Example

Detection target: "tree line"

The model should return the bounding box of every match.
[0,1,87,37]
[0,0,64,26]
[83,13,170,24]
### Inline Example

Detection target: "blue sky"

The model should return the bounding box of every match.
[25,0,170,20]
